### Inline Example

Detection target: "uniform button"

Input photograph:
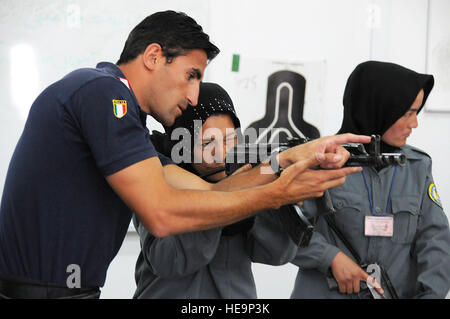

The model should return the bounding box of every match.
[375,207,382,214]
[336,201,343,208]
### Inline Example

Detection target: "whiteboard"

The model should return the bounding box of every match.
[425,0,450,112]
[0,0,210,195]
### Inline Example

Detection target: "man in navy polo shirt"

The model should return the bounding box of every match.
[0,11,369,298]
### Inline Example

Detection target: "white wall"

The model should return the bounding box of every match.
[1,0,449,299]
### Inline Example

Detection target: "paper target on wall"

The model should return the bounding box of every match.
[220,55,326,144]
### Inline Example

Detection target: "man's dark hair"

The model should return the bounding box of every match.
[117,10,220,65]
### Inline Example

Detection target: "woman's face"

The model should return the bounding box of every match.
[192,114,237,182]
[381,89,424,147]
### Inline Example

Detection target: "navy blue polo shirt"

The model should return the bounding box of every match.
[0,62,172,288]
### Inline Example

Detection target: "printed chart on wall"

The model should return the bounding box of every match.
[222,54,326,144]
[425,0,450,112]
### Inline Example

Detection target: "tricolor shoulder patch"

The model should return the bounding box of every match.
[428,183,442,208]
[113,100,127,118]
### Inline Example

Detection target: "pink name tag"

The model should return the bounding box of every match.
[364,216,394,237]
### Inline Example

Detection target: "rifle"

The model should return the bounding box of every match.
[223,135,406,248]
[225,134,405,175]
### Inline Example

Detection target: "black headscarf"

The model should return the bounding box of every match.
[338,61,434,152]
[166,82,240,143]
[151,82,241,165]
[150,82,253,236]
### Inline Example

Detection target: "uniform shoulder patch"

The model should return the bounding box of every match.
[428,183,442,208]
[113,99,127,118]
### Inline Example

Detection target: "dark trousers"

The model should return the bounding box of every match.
[0,279,100,299]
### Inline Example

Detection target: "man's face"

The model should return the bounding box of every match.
[192,114,237,182]
[148,49,207,126]
[382,89,424,147]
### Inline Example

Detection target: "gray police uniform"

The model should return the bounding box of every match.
[291,145,450,299]
[133,209,296,299]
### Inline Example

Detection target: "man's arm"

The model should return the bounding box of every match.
[161,162,275,192]
[107,156,315,237]
[107,134,369,238]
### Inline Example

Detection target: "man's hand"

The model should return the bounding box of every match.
[330,252,384,295]
[269,157,363,207]
[278,133,371,169]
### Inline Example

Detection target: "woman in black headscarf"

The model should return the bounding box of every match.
[339,61,434,152]
[133,82,297,299]
[291,61,450,299]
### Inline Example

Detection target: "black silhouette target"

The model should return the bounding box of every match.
[244,70,320,143]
